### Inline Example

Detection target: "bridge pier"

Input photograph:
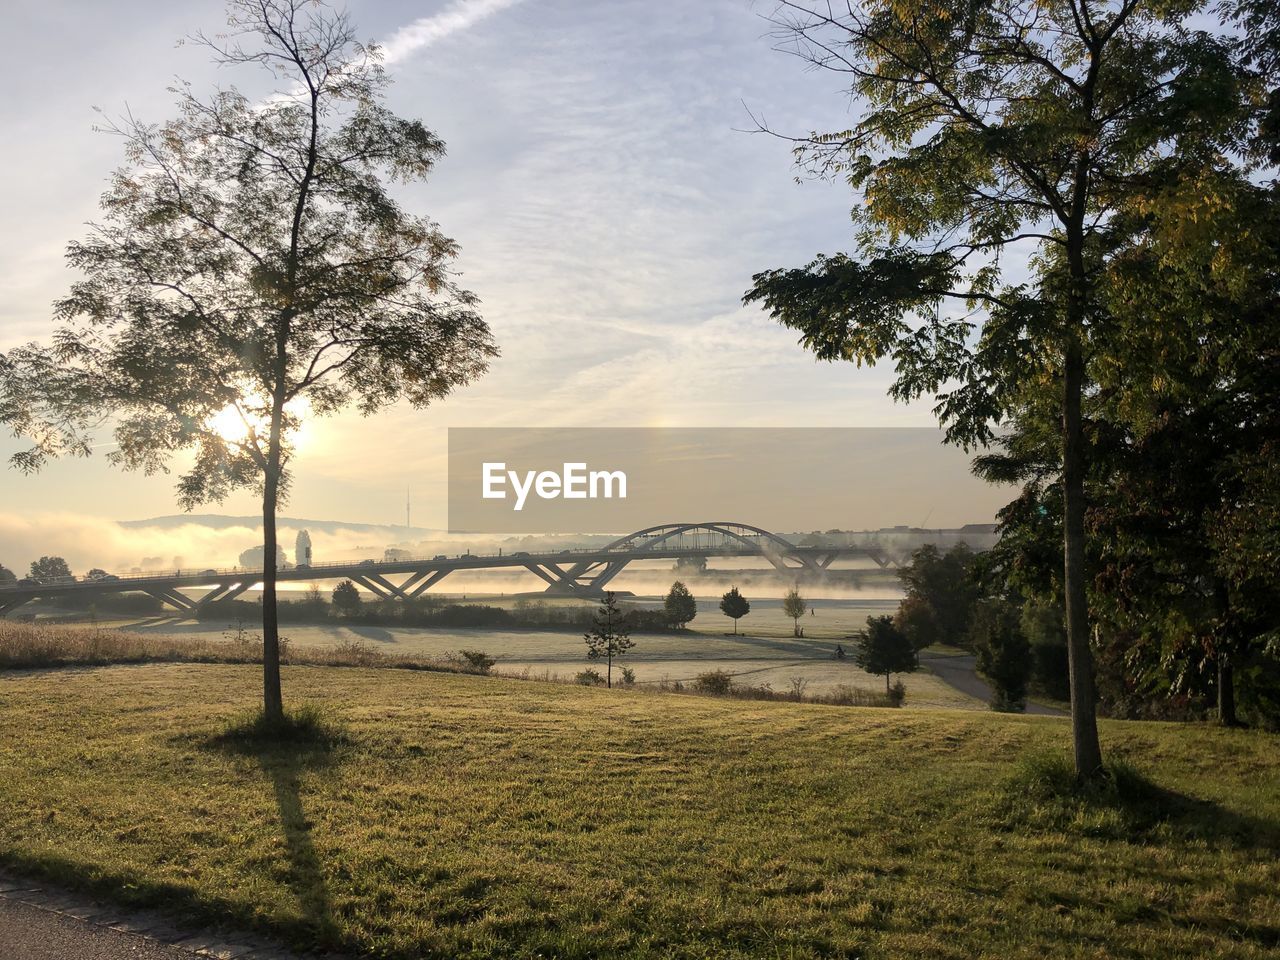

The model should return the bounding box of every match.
[0,596,32,617]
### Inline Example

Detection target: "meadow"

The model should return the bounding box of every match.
[0,660,1276,959]
[88,594,981,707]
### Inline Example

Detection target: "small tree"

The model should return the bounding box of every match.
[719,586,750,634]
[331,580,362,617]
[0,564,16,584]
[664,581,697,629]
[894,595,940,652]
[30,556,71,580]
[0,0,496,725]
[584,591,634,688]
[973,602,1034,713]
[782,587,807,636]
[855,615,918,696]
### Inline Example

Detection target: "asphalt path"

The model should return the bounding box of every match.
[0,897,198,960]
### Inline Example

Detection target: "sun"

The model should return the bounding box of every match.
[206,398,312,450]
[208,405,252,444]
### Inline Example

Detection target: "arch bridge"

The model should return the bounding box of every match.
[0,521,894,618]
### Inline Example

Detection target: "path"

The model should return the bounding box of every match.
[0,874,341,960]
[0,896,197,960]
[919,651,1066,716]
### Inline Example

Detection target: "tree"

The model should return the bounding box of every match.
[331,580,362,617]
[664,581,697,629]
[719,586,750,634]
[30,556,71,580]
[897,544,978,647]
[855,615,919,695]
[584,591,634,688]
[894,595,940,652]
[0,1,496,725]
[746,0,1246,776]
[972,600,1033,712]
[782,587,807,636]
[0,564,16,585]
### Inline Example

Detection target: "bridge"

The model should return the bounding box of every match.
[0,521,895,618]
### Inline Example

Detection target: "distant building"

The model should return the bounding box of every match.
[296,530,313,566]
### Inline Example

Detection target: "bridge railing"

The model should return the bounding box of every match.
[0,541,810,591]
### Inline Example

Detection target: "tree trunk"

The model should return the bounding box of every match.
[1218,656,1237,726]
[1063,334,1103,777]
[885,672,891,696]
[607,653,612,689]
[261,467,284,723]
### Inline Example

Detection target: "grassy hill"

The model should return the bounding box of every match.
[0,662,1276,959]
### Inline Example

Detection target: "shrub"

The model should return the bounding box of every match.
[458,649,496,673]
[575,668,605,686]
[888,680,907,707]
[619,665,636,686]
[693,669,733,695]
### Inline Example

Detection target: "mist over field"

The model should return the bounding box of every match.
[0,511,985,604]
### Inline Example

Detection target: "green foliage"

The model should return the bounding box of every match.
[331,580,362,616]
[747,0,1259,775]
[574,668,605,686]
[0,564,15,584]
[457,649,495,674]
[781,587,806,635]
[0,0,497,721]
[896,544,979,648]
[855,615,919,694]
[663,580,697,629]
[892,595,939,651]
[1021,596,1071,701]
[29,556,71,580]
[693,669,734,695]
[718,586,750,633]
[584,591,634,688]
[971,600,1033,713]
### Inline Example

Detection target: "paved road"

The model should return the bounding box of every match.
[919,652,1066,716]
[0,896,198,960]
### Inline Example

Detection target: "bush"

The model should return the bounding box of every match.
[693,669,733,695]
[458,649,495,673]
[575,668,605,686]
[619,665,636,686]
[888,680,907,707]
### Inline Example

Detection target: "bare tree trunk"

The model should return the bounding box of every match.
[1218,657,1237,726]
[260,393,285,724]
[261,468,284,723]
[1063,334,1103,777]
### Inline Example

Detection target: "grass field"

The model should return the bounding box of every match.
[92,595,982,707]
[0,663,1276,958]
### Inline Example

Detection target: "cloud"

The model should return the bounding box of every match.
[379,0,527,66]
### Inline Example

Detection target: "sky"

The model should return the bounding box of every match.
[0,0,1009,557]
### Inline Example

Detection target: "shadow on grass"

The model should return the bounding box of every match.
[1001,751,1280,853]
[202,704,350,946]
